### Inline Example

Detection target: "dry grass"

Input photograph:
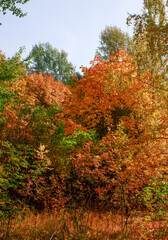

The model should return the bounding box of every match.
[0,208,167,240]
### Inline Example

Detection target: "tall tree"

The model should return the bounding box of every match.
[0,0,30,24]
[25,42,75,84]
[96,26,133,60]
[127,0,168,89]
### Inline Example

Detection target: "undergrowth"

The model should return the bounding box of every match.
[0,207,167,240]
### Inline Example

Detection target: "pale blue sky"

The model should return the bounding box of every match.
[0,0,143,72]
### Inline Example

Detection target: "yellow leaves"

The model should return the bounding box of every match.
[131,71,137,78]
[35,144,53,168]
[38,144,48,153]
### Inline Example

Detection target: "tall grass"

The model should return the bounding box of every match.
[0,208,167,239]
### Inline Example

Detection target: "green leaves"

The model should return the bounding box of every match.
[58,130,97,154]
[96,26,133,60]
[140,176,168,216]
[0,85,13,113]
[127,0,168,88]
[0,0,30,25]
[25,42,75,84]
[0,49,26,82]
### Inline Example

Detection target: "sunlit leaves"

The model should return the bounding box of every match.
[65,50,152,138]
[63,49,168,209]
[127,0,168,90]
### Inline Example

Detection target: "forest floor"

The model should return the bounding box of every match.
[0,208,168,240]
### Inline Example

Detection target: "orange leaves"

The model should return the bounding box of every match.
[62,118,83,135]
[64,50,152,139]
[63,49,168,208]
[1,46,167,212]
[13,73,71,107]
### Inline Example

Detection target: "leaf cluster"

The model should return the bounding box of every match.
[0,0,30,25]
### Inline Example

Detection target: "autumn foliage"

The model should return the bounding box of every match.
[0,46,167,239]
[63,50,167,208]
[0,1,167,239]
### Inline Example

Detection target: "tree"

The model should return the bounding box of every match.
[127,0,168,89]
[0,0,30,25]
[0,48,26,82]
[25,42,75,84]
[64,49,167,211]
[96,26,133,60]
[64,50,153,139]
[0,52,80,212]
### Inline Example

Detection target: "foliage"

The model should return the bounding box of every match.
[96,25,133,60]
[0,141,41,216]
[0,0,30,25]
[65,50,150,138]
[64,49,167,211]
[0,52,92,214]
[0,50,26,137]
[25,42,75,84]
[0,2,167,236]
[127,0,168,90]
[140,175,168,218]
[0,49,26,82]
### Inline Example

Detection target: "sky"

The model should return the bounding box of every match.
[0,0,143,72]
